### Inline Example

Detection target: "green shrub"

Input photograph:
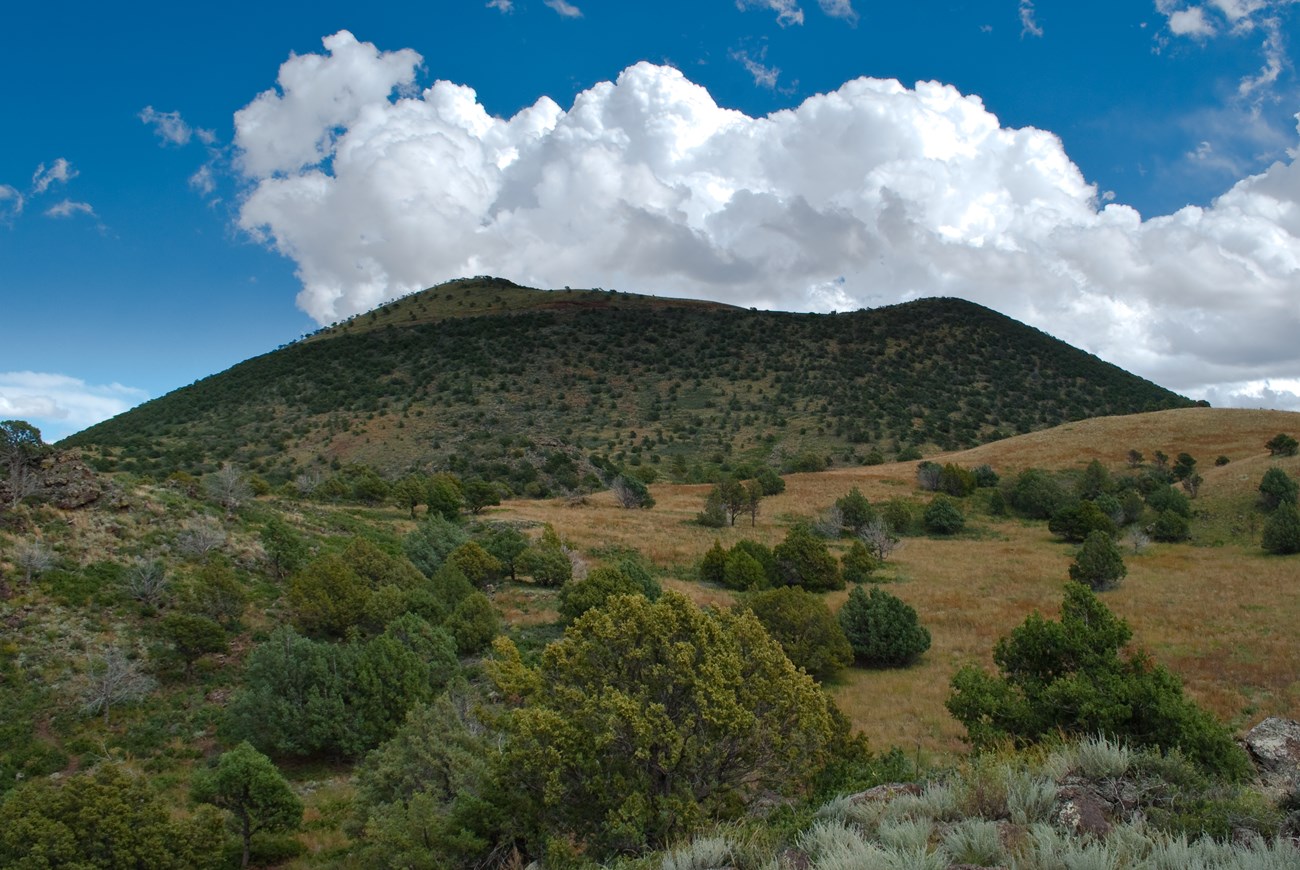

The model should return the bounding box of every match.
[445,591,501,655]
[698,540,728,585]
[1048,501,1117,543]
[1150,509,1190,543]
[923,495,965,535]
[447,541,502,588]
[1147,484,1191,518]
[838,586,931,667]
[1068,530,1127,591]
[946,583,1251,780]
[1261,503,1300,555]
[840,540,879,584]
[774,524,843,591]
[518,545,571,587]
[1258,467,1298,511]
[722,548,767,590]
[744,586,852,680]
[558,566,645,623]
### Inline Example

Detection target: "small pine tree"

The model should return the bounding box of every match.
[923,494,965,535]
[1265,433,1299,457]
[840,540,879,584]
[722,548,767,590]
[699,540,728,585]
[838,586,931,667]
[1150,509,1190,543]
[1258,467,1299,512]
[773,524,843,591]
[1261,503,1300,555]
[745,587,852,680]
[1068,530,1127,591]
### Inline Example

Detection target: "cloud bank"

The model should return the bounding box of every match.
[0,372,148,442]
[235,31,1300,411]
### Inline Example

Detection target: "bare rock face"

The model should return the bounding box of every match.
[1244,717,1300,800]
[1054,784,1112,838]
[39,451,105,510]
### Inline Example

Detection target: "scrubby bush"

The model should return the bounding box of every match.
[923,495,965,535]
[774,524,843,591]
[1266,432,1298,456]
[1068,530,1127,591]
[947,582,1250,779]
[1262,503,1300,555]
[744,586,853,680]
[444,591,501,655]
[1150,509,1190,543]
[1258,467,1298,511]
[558,566,645,622]
[838,586,931,667]
[518,544,571,587]
[1146,484,1191,518]
[446,541,502,588]
[698,540,728,585]
[1008,469,1071,520]
[840,540,879,584]
[723,548,767,590]
[1048,501,1117,543]
[938,464,977,497]
[835,487,875,535]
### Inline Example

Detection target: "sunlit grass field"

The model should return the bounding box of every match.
[494,407,1300,760]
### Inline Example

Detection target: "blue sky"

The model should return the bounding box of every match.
[4,1,1299,441]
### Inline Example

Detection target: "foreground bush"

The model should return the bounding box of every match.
[487,591,842,858]
[947,583,1251,780]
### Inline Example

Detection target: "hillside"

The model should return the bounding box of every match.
[495,406,1300,754]
[3,407,1298,867]
[64,278,1194,491]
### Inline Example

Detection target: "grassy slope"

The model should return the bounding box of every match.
[495,407,1300,758]
[63,280,1193,488]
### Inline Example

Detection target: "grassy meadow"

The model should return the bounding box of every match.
[494,407,1300,760]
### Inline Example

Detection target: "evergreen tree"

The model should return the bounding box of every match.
[947,583,1251,779]
[773,524,843,591]
[1068,530,1127,591]
[838,586,931,667]
[1261,503,1300,555]
[745,586,852,680]
[487,592,840,857]
[191,742,303,869]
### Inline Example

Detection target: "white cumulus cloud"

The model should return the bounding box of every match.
[31,158,78,195]
[139,106,193,146]
[543,0,582,17]
[1019,0,1044,36]
[817,0,858,23]
[234,31,1300,411]
[737,0,805,27]
[0,372,148,441]
[0,185,23,223]
[43,200,97,220]
[1169,6,1217,35]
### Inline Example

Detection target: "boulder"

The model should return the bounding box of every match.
[1243,717,1300,800]
[39,452,104,510]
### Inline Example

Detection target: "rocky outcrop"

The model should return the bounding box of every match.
[0,450,106,511]
[1244,717,1300,801]
[39,451,105,509]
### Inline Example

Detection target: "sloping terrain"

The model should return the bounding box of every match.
[65,278,1193,491]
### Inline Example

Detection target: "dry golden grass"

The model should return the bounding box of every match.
[492,408,1300,760]
[944,407,1300,473]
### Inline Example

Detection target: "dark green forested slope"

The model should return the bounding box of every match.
[65,285,1194,491]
